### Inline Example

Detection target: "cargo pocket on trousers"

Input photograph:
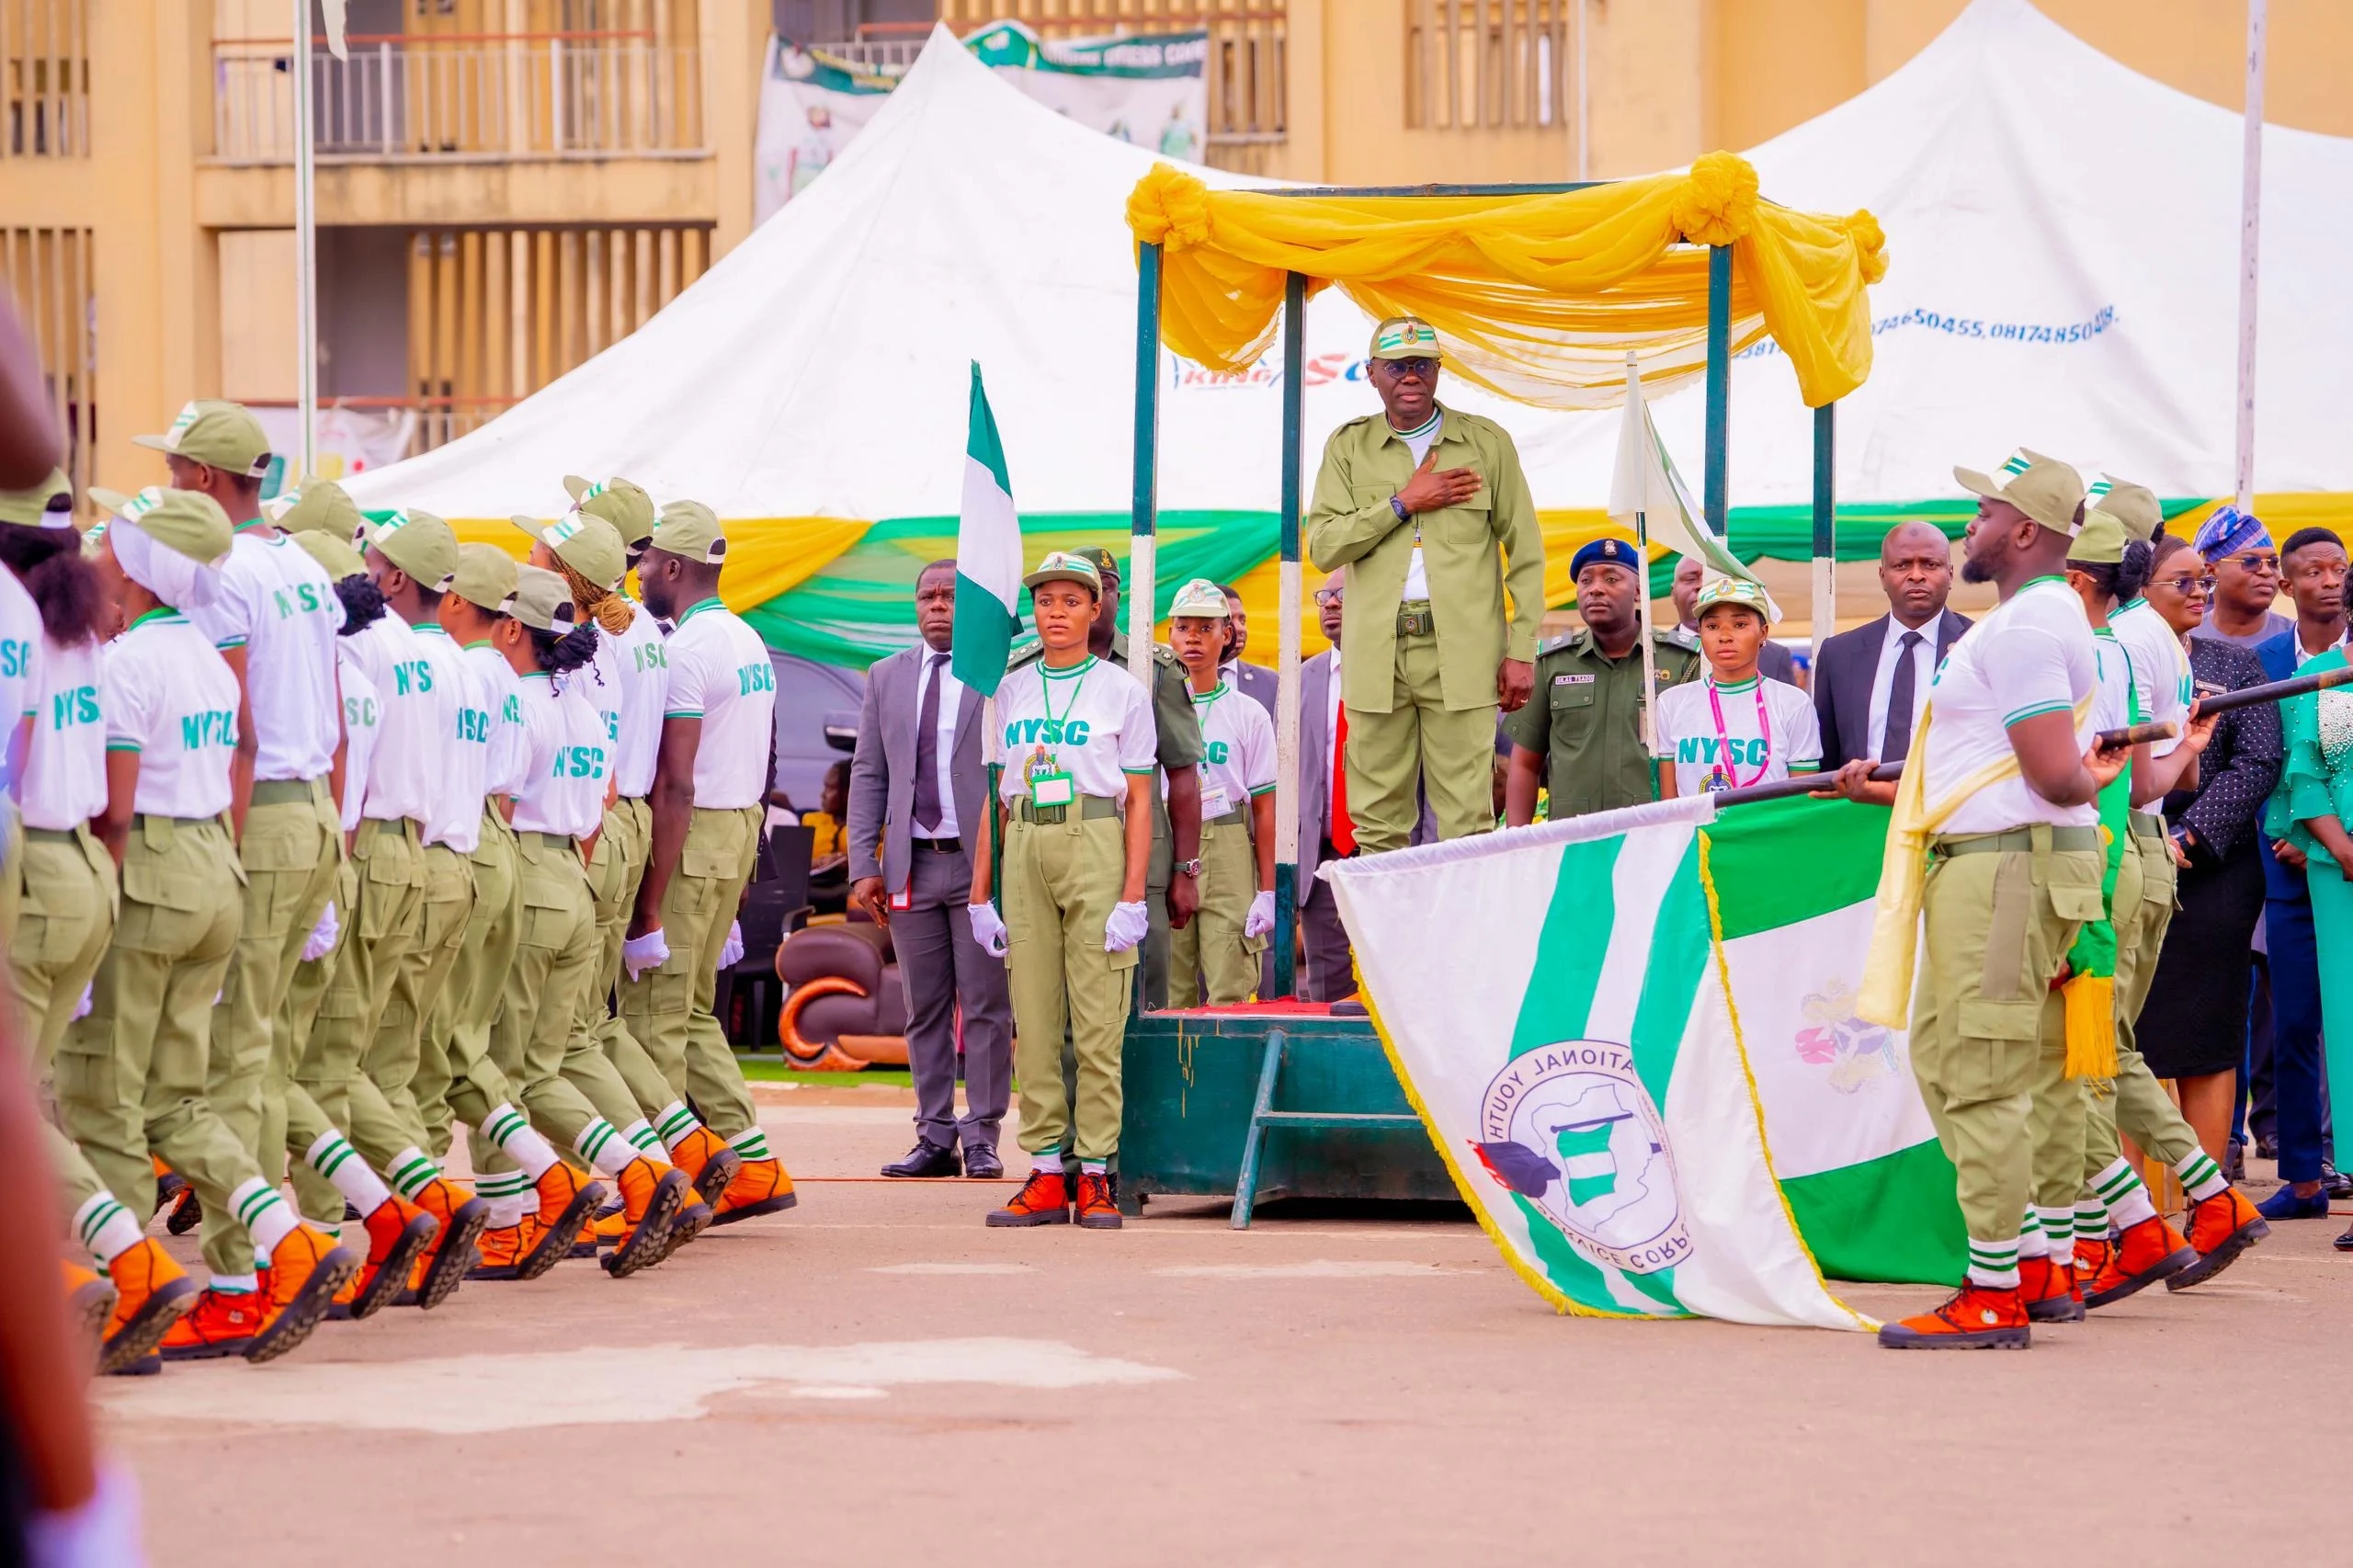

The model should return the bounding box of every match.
[54,1021,117,1111]
[115,862,212,956]
[1945,998,2042,1098]
[357,847,409,943]
[519,882,575,950]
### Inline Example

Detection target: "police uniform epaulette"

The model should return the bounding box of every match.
[1665,623,1699,649]
[1537,630,1581,656]
[1151,644,1182,670]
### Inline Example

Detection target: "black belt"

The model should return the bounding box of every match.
[913,836,962,853]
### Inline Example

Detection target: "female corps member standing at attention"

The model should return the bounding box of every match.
[1654,576,1821,798]
[967,552,1157,1230]
[1163,576,1278,1006]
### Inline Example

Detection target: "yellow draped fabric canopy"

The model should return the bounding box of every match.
[1125,153,1886,411]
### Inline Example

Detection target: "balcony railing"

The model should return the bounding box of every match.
[211,31,705,164]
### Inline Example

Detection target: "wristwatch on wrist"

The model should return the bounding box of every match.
[1173,858,1204,878]
[1390,494,1410,522]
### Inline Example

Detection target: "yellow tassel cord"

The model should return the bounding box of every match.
[2061,973,2119,1080]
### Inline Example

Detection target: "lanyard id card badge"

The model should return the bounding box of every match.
[1025,744,1075,820]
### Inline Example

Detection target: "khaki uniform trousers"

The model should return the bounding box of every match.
[57,815,261,1229]
[585,795,675,1118]
[2078,827,2199,1188]
[201,779,341,1274]
[1907,826,2103,1246]
[1165,810,1263,1008]
[477,831,641,1165]
[11,826,118,1220]
[1345,616,1496,854]
[291,817,425,1222]
[618,804,761,1140]
[1004,804,1136,1162]
[2025,839,2143,1210]
[365,840,473,1154]
[421,808,526,1172]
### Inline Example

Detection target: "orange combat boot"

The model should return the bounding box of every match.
[666,1127,743,1209]
[2168,1187,2269,1292]
[63,1261,116,1355]
[1074,1171,1123,1231]
[665,1198,714,1258]
[470,1165,601,1282]
[986,1168,1071,1228]
[160,1289,273,1361]
[411,1177,490,1310]
[2083,1215,2199,1310]
[347,1197,439,1320]
[2018,1255,2082,1324]
[2073,1233,2111,1285]
[99,1239,196,1374]
[1876,1284,2031,1349]
[574,1204,625,1259]
[606,1158,689,1278]
[712,1158,796,1227]
[247,1223,361,1362]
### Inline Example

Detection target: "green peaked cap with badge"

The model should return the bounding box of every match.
[269,479,364,540]
[88,485,234,565]
[452,542,520,612]
[1953,447,2086,537]
[132,399,273,479]
[648,499,726,565]
[1167,577,1229,619]
[511,563,577,633]
[1370,316,1442,361]
[513,509,627,591]
[1023,550,1102,595]
[2087,474,2164,544]
[564,474,655,547]
[0,469,73,529]
[365,507,460,590]
[291,528,366,583]
[2068,510,2129,566]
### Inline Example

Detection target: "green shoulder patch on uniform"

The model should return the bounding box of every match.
[1538,629,1582,656]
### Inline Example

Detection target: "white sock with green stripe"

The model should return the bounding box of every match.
[2174,1148,2228,1202]
[2075,1198,2109,1240]
[1965,1235,2020,1290]
[229,1176,300,1256]
[728,1127,772,1163]
[72,1193,143,1267]
[480,1104,558,1180]
[305,1131,393,1215]
[573,1119,638,1179]
[210,1273,259,1294]
[2093,1158,2157,1229]
[2035,1207,2076,1259]
[475,1168,533,1229]
[386,1147,442,1202]
[620,1119,663,1156]
[2016,1209,2047,1260]
[652,1101,703,1153]
[1030,1151,1062,1176]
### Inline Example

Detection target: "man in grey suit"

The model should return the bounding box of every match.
[1810,521,1972,770]
[1218,583,1279,717]
[848,560,1014,1179]
[1294,572,1357,1000]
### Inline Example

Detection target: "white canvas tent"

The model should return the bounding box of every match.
[348,0,2352,537]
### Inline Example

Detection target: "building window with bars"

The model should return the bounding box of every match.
[1404,0,1568,131]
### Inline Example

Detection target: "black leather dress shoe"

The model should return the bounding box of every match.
[964,1147,1006,1181]
[881,1140,961,1178]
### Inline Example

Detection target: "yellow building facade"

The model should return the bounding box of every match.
[6,0,2348,501]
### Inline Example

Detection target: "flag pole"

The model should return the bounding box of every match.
[292,0,318,483]
[2234,0,2268,512]
[1627,355,1661,758]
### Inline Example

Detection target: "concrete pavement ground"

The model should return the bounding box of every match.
[97,1085,2352,1567]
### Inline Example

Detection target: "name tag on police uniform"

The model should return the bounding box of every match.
[1553,674,1594,687]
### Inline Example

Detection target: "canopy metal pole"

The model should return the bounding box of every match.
[1272,271,1305,998]
[1129,242,1161,681]
[1811,402,1836,664]
[292,0,319,483]
[1702,243,1731,538]
[2234,0,2267,513]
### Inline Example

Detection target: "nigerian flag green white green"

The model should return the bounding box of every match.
[953,362,1022,697]
[1324,791,1965,1326]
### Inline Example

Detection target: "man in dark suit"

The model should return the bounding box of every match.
[848,560,1014,1179]
[1218,583,1279,717]
[1810,521,1972,770]
[1293,572,1355,1000]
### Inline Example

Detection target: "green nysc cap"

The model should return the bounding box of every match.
[2068,510,2130,567]
[451,543,519,614]
[1023,550,1102,595]
[513,510,627,591]
[563,474,655,548]
[511,563,578,633]
[0,469,74,529]
[292,528,367,583]
[647,499,726,565]
[1369,315,1442,361]
[2086,475,2164,545]
[365,508,460,592]
[1167,577,1230,619]
[132,400,273,480]
[89,485,234,567]
[269,480,365,540]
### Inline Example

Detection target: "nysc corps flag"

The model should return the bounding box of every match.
[1324,791,1967,1328]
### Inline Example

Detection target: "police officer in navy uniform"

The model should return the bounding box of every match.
[1503,537,1700,824]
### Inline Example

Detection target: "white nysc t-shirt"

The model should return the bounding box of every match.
[103,610,240,820]
[342,613,439,826]
[1654,674,1823,797]
[512,674,612,840]
[413,623,491,854]
[1918,576,2099,835]
[18,635,105,832]
[1169,681,1276,821]
[989,654,1158,807]
[335,644,381,834]
[188,530,345,783]
[463,642,530,800]
[602,599,668,801]
[661,598,776,811]
[2109,597,2188,760]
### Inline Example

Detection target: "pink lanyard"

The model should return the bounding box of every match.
[1704,677,1773,790]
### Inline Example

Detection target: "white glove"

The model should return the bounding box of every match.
[717,919,745,971]
[1103,900,1150,954]
[1245,890,1277,939]
[301,901,341,962]
[69,983,91,1022]
[28,1463,144,1568]
[967,902,1008,958]
[622,927,670,981]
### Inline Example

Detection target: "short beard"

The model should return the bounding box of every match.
[1960,536,2009,585]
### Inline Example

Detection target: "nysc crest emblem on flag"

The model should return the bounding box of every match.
[1471,1040,1691,1276]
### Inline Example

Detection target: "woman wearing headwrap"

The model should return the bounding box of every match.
[62,486,359,1364]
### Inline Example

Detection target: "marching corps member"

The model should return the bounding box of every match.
[1163,577,1277,1006]
[1,472,197,1370]
[1654,576,1821,798]
[620,501,794,1223]
[1860,453,2120,1351]
[966,551,1158,1229]
[63,487,358,1362]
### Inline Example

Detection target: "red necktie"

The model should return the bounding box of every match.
[1331,704,1356,857]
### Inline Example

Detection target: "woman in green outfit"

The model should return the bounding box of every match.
[2270,637,2353,1244]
